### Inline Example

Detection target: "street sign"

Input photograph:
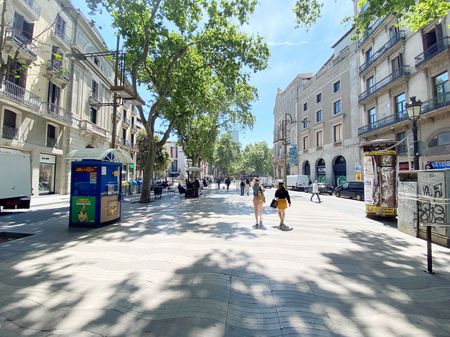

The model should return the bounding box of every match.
[355,172,362,181]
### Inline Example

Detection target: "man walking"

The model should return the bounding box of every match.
[310,180,321,203]
[240,179,245,196]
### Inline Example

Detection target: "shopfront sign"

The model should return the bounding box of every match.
[40,154,56,164]
[430,161,450,170]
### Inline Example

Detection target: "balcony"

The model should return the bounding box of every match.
[88,93,101,107]
[5,29,37,61]
[80,120,109,139]
[44,103,72,124]
[358,17,386,48]
[46,137,57,148]
[415,37,450,68]
[358,112,409,135]
[0,80,41,111]
[421,91,450,116]
[16,0,41,21]
[46,60,70,87]
[51,26,71,49]
[122,117,131,127]
[358,66,410,102]
[2,125,19,140]
[359,31,405,74]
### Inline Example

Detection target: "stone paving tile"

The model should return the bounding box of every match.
[166,317,226,337]
[224,325,283,337]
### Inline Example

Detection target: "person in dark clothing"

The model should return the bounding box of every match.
[274,181,292,231]
[225,177,231,191]
[240,179,245,196]
[203,178,208,187]
[193,178,201,197]
[217,178,221,189]
[178,183,186,194]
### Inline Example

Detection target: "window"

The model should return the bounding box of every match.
[366,76,374,92]
[334,124,342,143]
[47,124,56,147]
[171,160,178,173]
[303,136,309,151]
[122,128,127,144]
[6,60,27,87]
[2,109,17,139]
[170,147,178,158]
[55,15,66,39]
[302,117,308,128]
[123,109,127,120]
[429,131,450,147]
[333,100,342,115]
[316,110,322,122]
[391,54,403,74]
[93,56,100,67]
[131,133,135,146]
[131,117,135,126]
[316,130,323,148]
[13,12,34,43]
[303,102,308,111]
[90,107,97,124]
[333,80,341,93]
[433,72,449,104]
[396,131,407,153]
[424,28,438,51]
[316,93,321,103]
[368,107,376,128]
[48,83,60,111]
[395,93,406,117]
[365,48,373,63]
[389,26,400,40]
[91,80,99,98]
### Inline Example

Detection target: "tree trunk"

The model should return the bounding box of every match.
[140,140,156,203]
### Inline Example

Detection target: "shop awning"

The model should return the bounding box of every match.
[65,148,133,164]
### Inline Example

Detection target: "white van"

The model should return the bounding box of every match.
[286,175,310,191]
[260,177,273,188]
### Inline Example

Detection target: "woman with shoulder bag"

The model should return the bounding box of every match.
[252,177,265,229]
[275,181,292,231]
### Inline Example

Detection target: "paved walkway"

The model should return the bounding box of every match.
[0,187,449,337]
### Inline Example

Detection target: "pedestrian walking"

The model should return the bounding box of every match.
[225,177,231,191]
[275,181,292,231]
[245,178,250,196]
[217,178,221,189]
[252,177,265,229]
[310,180,321,203]
[240,179,245,196]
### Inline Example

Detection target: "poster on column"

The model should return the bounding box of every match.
[363,156,375,205]
[71,196,96,224]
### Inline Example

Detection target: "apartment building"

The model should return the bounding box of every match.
[273,30,361,186]
[166,140,187,180]
[0,0,138,195]
[355,4,450,170]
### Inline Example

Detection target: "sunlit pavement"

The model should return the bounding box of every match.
[1,186,450,337]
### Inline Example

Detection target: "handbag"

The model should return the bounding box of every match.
[270,198,278,208]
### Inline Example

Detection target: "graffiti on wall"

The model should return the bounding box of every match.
[418,182,446,225]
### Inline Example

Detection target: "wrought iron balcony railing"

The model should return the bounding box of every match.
[421,91,450,116]
[0,80,41,110]
[2,125,19,140]
[5,28,37,58]
[358,17,386,47]
[46,102,72,123]
[359,66,410,102]
[18,0,41,18]
[359,31,405,74]
[46,137,57,148]
[52,26,71,47]
[358,112,409,135]
[415,37,450,68]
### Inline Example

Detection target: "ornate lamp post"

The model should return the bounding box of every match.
[405,96,422,170]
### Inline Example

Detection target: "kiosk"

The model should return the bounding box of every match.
[361,139,398,217]
[66,149,132,227]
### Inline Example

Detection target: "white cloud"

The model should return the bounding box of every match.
[268,41,309,47]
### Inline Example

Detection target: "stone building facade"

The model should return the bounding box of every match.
[355,3,450,171]
[0,0,138,195]
[273,30,361,186]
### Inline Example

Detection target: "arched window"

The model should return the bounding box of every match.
[429,131,450,147]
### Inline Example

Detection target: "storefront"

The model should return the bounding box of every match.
[39,154,56,195]
[316,159,326,183]
[333,155,347,186]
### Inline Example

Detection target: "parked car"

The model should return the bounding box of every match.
[334,181,364,201]
[286,175,310,191]
[304,183,335,195]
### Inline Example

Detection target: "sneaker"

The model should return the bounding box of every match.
[259,222,266,230]
[280,224,292,231]
[253,223,259,229]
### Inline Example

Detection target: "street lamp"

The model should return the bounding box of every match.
[405,96,422,170]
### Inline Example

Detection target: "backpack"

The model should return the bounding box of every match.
[257,188,265,203]
[240,181,245,187]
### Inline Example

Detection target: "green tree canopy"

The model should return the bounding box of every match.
[87,0,269,202]
[241,141,273,177]
[294,0,450,34]
[213,133,241,177]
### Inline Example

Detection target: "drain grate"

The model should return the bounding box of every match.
[0,232,34,244]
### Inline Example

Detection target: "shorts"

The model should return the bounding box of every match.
[277,198,288,209]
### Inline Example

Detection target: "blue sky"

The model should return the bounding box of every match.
[72,0,354,147]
